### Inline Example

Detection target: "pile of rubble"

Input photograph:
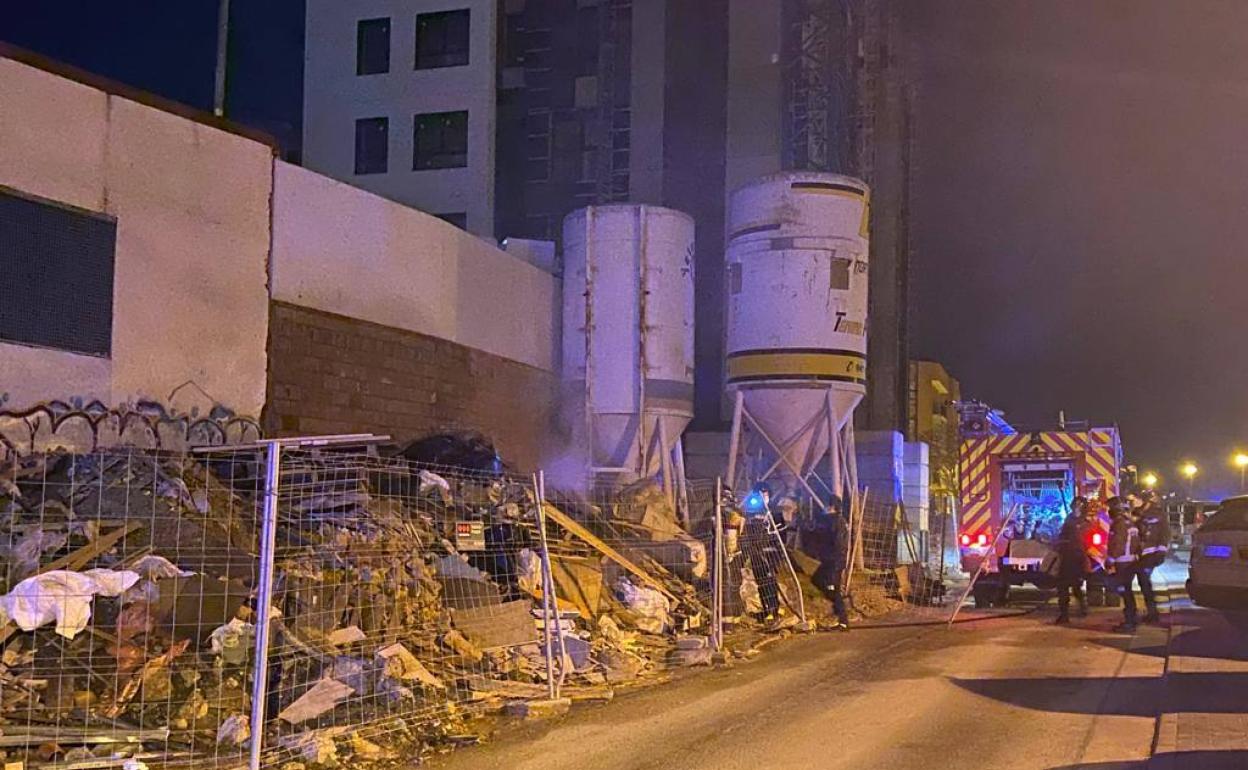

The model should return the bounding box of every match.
[0,446,729,769]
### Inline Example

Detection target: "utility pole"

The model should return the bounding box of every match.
[213,0,230,117]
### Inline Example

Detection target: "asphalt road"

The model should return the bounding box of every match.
[432,577,1246,770]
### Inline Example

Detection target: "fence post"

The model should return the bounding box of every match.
[532,471,566,698]
[948,502,1021,626]
[712,477,724,651]
[248,441,282,770]
[770,515,807,628]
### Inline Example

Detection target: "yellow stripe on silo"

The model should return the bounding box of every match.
[726,350,867,385]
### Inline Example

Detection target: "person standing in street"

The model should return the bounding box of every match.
[803,497,852,631]
[1133,489,1169,624]
[1054,497,1090,624]
[1106,496,1141,632]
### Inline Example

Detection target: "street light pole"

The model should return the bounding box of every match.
[1181,462,1198,500]
[1234,453,1248,493]
[213,0,230,117]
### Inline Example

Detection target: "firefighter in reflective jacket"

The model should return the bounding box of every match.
[1106,497,1141,632]
[1133,489,1168,624]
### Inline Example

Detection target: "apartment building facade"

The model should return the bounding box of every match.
[303,0,498,236]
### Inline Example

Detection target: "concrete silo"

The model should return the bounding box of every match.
[724,172,870,502]
[561,205,696,505]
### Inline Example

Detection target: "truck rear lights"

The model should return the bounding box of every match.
[976,533,988,547]
[960,534,972,547]
[1090,532,1104,546]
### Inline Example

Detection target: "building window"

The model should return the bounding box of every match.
[436,212,468,230]
[354,117,389,175]
[413,111,468,170]
[356,18,391,75]
[0,187,116,357]
[415,10,470,69]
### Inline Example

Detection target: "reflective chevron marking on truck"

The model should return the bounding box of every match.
[959,430,1120,538]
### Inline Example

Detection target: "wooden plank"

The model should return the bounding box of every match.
[542,504,678,603]
[549,557,603,620]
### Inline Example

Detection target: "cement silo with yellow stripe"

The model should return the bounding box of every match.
[724,172,870,502]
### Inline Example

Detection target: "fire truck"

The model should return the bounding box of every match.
[957,402,1122,608]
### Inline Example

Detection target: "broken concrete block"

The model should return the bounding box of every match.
[376,643,444,690]
[327,657,370,695]
[216,714,249,746]
[440,629,484,663]
[326,626,366,647]
[558,634,592,671]
[505,697,571,720]
[349,734,395,761]
[669,647,713,667]
[450,600,537,648]
[278,678,354,724]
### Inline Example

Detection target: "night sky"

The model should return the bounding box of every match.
[908,1,1248,499]
[0,1,305,155]
[5,3,1246,497]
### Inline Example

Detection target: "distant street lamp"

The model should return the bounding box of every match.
[1181,462,1199,499]
[1234,453,1248,492]
[1142,472,1158,490]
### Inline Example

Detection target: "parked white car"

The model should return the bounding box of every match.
[1188,496,1248,609]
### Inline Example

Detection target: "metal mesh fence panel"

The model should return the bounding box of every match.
[538,478,720,677]
[721,501,808,633]
[257,450,551,768]
[845,493,956,625]
[0,446,264,770]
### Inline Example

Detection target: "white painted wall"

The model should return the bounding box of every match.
[0,57,272,416]
[303,0,497,237]
[270,162,559,373]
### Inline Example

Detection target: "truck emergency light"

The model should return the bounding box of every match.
[1090,532,1104,547]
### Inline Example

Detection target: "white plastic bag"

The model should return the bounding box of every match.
[0,569,140,639]
[614,577,670,634]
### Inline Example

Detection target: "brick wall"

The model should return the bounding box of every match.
[265,301,560,470]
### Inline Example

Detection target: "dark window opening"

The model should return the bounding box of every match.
[354,117,389,175]
[0,187,116,357]
[415,10,470,69]
[436,212,468,230]
[414,111,468,170]
[357,17,391,75]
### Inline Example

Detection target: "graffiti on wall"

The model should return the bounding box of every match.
[0,399,261,460]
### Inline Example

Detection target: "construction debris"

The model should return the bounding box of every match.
[0,443,849,769]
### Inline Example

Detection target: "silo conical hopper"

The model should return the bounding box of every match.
[561,205,696,501]
[724,172,870,500]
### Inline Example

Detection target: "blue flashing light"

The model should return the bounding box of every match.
[987,410,1017,435]
[744,493,764,513]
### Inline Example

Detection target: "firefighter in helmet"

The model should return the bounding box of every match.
[1106,496,1141,632]
[1132,489,1169,624]
[1054,497,1090,624]
[740,482,785,622]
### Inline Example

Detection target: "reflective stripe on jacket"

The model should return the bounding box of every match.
[1107,516,1139,565]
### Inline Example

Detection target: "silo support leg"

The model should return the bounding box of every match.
[757,405,831,485]
[725,390,745,493]
[742,408,828,508]
[673,436,690,529]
